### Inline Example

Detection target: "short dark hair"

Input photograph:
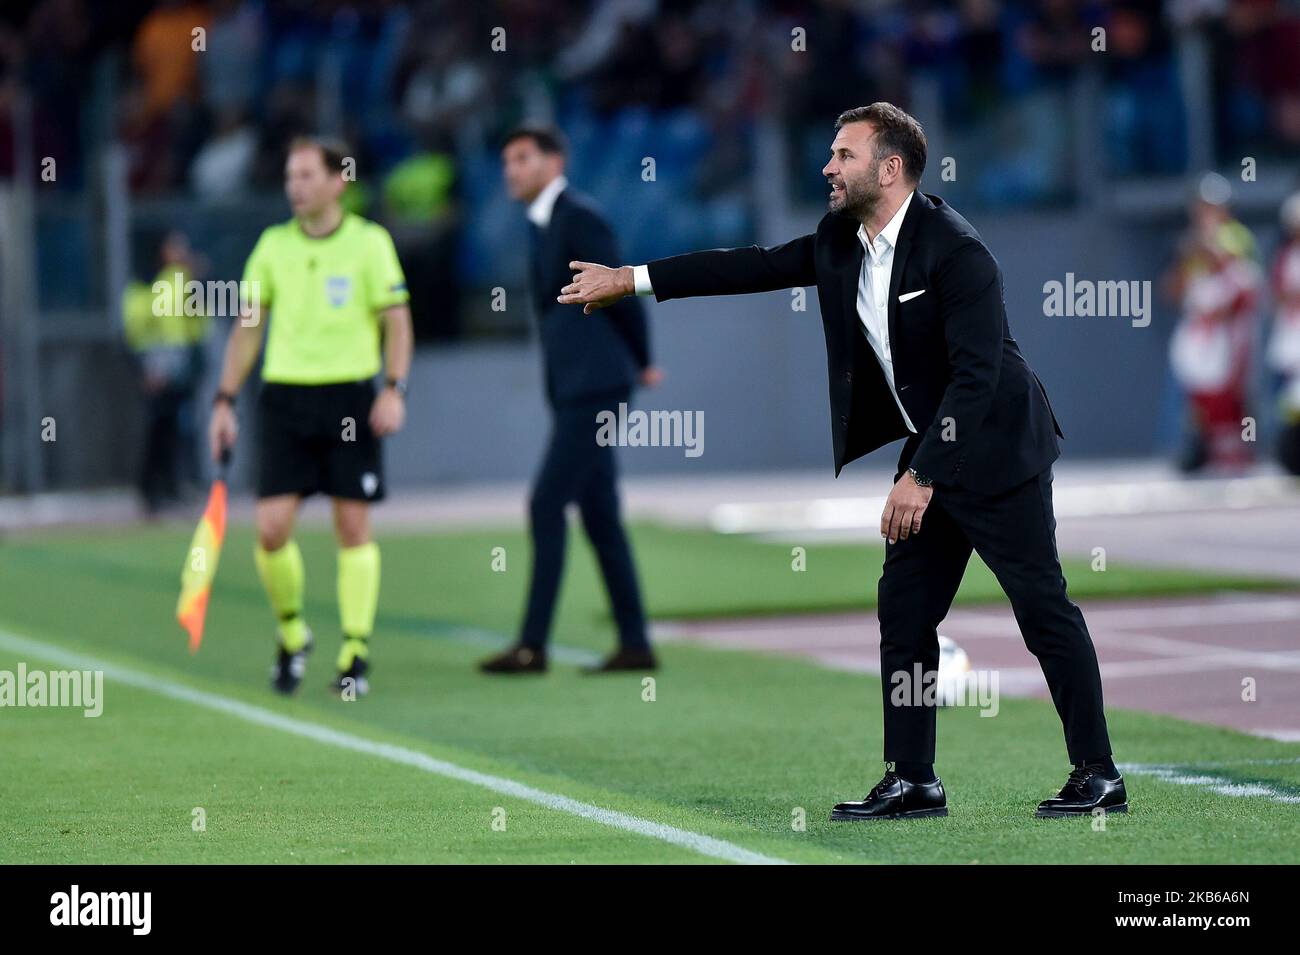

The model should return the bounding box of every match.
[288,135,350,174]
[501,123,569,157]
[835,103,927,183]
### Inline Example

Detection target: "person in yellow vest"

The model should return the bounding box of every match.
[123,231,210,513]
[208,137,413,697]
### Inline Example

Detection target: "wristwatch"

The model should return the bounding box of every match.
[908,466,933,487]
[213,390,237,408]
[385,377,408,399]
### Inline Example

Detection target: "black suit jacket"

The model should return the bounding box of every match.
[646,190,1063,494]
[531,188,650,406]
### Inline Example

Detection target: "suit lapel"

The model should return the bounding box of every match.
[886,190,924,349]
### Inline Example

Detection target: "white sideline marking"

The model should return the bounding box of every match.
[1250,730,1300,743]
[1120,763,1300,805]
[1162,756,1300,768]
[942,596,1300,633]
[0,629,790,865]
[710,475,1300,534]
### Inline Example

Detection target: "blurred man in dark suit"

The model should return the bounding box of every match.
[481,124,661,675]
[558,103,1124,819]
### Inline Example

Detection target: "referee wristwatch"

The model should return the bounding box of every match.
[908,466,933,488]
[385,377,408,399]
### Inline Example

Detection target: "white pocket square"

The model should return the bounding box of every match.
[898,289,926,303]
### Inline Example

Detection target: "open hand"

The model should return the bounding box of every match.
[558,261,634,314]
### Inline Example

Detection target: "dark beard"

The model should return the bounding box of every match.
[829,161,882,220]
[842,181,881,221]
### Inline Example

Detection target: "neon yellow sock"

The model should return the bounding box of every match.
[337,542,379,669]
[254,540,308,652]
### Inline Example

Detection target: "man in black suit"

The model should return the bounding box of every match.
[558,103,1126,818]
[481,124,660,675]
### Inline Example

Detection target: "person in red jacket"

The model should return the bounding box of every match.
[1166,174,1261,472]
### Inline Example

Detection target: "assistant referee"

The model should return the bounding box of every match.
[208,136,413,697]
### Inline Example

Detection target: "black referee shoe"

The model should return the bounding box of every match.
[333,656,370,698]
[270,630,313,695]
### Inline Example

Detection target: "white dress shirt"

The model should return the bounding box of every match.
[527,175,568,228]
[632,191,918,434]
[857,191,917,433]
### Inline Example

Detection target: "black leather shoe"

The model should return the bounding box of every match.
[479,644,548,674]
[582,648,658,673]
[830,771,948,821]
[1036,764,1128,817]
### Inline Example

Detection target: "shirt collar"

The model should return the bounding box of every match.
[527,175,568,228]
[857,191,914,259]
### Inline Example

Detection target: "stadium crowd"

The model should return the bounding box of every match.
[2,0,1299,202]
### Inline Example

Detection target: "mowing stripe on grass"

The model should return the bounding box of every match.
[0,628,790,865]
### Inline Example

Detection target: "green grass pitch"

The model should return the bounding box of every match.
[1,521,1296,864]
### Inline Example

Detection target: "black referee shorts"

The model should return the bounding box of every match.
[256,380,385,502]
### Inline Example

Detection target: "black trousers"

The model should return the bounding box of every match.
[520,390,648,650]
[139,386,185,511]
[878,463,1112,766]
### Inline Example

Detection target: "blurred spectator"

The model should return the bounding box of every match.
[1165,173,1261,472]
[396,8,494,142]
[122,230,211,512]
[4,0,1300,343]
[201,0,262,116]
[1017,0,1090,85]
[382,125,461,341]
[1101,0,1185,175]
[132,0,210,121]
[249,79,315,188]
[20,0,98,189]
[1267,190,1300,474]
[189,106,256,198]
[1224,0,1300,154]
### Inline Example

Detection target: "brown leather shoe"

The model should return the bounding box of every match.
[582,647,658,673]
[479,644,548,674]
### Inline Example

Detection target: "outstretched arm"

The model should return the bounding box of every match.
[558,233,817,314]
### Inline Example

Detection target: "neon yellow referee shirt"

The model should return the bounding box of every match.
[242,212,409,384]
